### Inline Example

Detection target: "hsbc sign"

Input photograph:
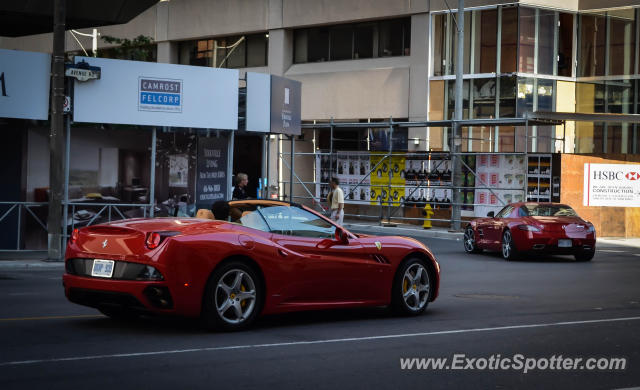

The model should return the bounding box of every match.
[584,163,640,207]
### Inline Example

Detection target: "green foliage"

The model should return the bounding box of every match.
[99,34,156,62]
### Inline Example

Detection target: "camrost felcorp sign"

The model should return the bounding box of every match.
[138,77,182,113]
[583,163,640,207]
[73,56,238,129]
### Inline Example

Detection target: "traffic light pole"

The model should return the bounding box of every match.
[451,0,464,231]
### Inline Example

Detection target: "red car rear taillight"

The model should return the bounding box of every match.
[71,228,79,244]
[145,232,162,249]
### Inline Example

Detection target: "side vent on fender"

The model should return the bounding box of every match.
[370,254,390,264]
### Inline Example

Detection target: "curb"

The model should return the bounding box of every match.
[0,260,64,271]
[344,223,462,241]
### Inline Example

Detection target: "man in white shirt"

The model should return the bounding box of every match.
[328,177,344,225]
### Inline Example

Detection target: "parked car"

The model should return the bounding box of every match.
[463,202,596,261]
[63,200,440,330]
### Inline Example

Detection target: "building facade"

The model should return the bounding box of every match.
[2,0,640,241]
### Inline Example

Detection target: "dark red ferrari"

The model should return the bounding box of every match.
[63,200,440,330]
[463,202,596,261]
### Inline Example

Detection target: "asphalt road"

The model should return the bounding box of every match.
[1,236,639,390]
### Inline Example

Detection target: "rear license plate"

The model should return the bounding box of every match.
[558,239,572,248]
[91,259,115,278]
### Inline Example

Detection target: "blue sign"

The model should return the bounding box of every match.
[138,77,182,113]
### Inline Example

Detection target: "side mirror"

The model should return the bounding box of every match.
[335,227,349,244]
[487,211,495,218]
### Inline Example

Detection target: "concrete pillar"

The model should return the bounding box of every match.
[157,41,178,64]
[408,12,430,152]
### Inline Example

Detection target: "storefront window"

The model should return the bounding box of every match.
[608,81,634,114]
[578,13,606,77]
[500,7,518,73]
[472,78,496,118]
[538,9,556,75]
[608,9,636,76]
[558,13,574,77]
[499,76,517,118]
[473,9,497,74]
[519,7,536,73]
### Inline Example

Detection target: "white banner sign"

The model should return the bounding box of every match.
[0,49,51,120]
[583,163,640,207]
[73,57,239,129]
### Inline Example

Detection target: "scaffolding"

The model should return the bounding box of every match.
[277,115,566,229]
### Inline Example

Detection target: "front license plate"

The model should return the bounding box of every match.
[91,259,115,278]
[558,239,572,248]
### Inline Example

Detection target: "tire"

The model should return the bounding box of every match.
[202,261,263,331]
[463,226,482,254]
[98,307,139,321]
[391,257,432,316]
[574,249,595,262]
[501,229,520,261]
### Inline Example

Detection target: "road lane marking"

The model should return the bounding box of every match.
[597,249,627,253]
[0,314,102,322]
[1,315,640,366]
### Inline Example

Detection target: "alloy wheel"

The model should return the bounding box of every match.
[215,269,257,325]
[402,263,430,311]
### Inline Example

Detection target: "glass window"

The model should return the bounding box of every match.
[524,204,577,216]
[538,9,556,75]
[537,79,554,112]
[446,79,470,119]
[379,18,410,57]
[246,34,268,67]
[576,82,606,113]
[495,205,514,218]
[516,77,534,116]
[450,11,471,74]
[330,25,353,61]
[500,7,518,73]
[578,13,606,77]
[558,13,574,77]
[433,14,446,76]
[499,76,517,117]
[608,81,634,114]
[519,7,536,73]
[498,126,516,152]
[294,30,308,63]
[238,211,270,232]
[308,27,330,62]
[225,36,246,68]
[473,9,497,74]
[259,205,335,238]
[472,78,496,118]
[354,24,374,59]
[608,9,636,76]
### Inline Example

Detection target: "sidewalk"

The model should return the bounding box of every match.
[343,220,463,241]
[0,259,64,270]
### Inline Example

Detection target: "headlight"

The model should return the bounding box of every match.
[517,224,541,232]
[136,265,164,281]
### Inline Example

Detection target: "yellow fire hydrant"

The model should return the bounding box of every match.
[422,203,434,229]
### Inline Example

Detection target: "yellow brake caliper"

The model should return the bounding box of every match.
[240,284,246,308]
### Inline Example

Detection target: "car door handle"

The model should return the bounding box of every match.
[278,249,289,257]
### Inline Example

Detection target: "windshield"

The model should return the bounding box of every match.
[523,205,578,217]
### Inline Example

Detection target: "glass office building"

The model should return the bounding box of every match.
[429,4,640,155]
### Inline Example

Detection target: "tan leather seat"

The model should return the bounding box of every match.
[196,209,215,220]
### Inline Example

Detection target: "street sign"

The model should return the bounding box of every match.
[65,60,101,82]
[584,163,640,207]
[63,95,71,113]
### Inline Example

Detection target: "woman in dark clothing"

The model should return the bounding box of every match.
[232,172,249,200]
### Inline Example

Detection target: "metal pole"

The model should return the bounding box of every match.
[47,0,66,260]
[227,130,235,200]
[149,127,157,217]
[265,134,270,198]
[290,135,295,203]
[451,0,465,230]
[62,114,71,259]
[387,120,393,225]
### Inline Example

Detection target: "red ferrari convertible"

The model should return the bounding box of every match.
[63,200,440,330]
[463,202,596,261]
